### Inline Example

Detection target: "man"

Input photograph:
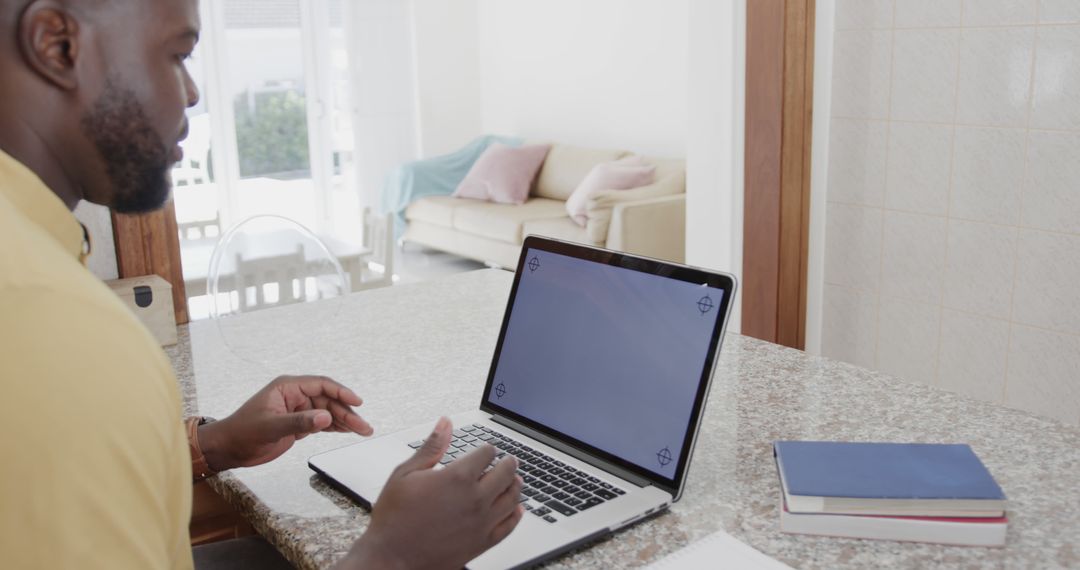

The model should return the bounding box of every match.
[0,0,523,568]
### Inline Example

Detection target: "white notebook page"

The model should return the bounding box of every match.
[646,529,793,569]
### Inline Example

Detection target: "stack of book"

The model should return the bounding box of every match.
[773,441,1007,547]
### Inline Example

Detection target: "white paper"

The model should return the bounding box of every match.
[646,529,793,569]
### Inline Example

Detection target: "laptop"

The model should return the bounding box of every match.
[309,236,737,569]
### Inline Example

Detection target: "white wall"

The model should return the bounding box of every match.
[347,0,421,209]
[476,0,688,157]
[411,0,483,157]
[804,0,835,355]
[414,0,690,159]
[686,0,745,332]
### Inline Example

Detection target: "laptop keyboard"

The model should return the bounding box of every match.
[408,423,626,524]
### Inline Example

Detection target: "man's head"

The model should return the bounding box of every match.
[0,0,200,213]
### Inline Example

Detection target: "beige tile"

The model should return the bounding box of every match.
[942,220,1017,319]
[825,203,884,291]
[1004,324,1080,424]
[884,122,952,216]
[895,0,962,28]
[1039,0,1080,23]
[962,0,1037,26]
[1022,130,1080,234]
[828,119,888,206]
[950,126,1026,225]
[956,27,1035,128]
[938,310,1009,403]
[1032,26,1080,130]
[880,211,948,304]
[891,29,961,123]
[831,31,893,119]
[822,284,879,369]
[835,0,894,30]
[1013,230,1080,336]
[877,297,941,385]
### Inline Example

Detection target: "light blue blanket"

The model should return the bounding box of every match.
[380,135,524,238]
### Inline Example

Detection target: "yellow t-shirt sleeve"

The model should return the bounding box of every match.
[0,289,193,569]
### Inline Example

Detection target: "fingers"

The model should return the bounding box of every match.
[477,455,519,502]
[445,449,522,545]
[265,409,333,440]
[394,417,452,475]
[326,400,374,436]
[489,474,523,521]
[489,504,525,546]
[276,375,373,436]
[445,444,497,479]
[280,375,363,407]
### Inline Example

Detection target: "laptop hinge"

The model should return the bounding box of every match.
[490,415,653,489]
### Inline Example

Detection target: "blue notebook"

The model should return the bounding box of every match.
[774,441,1006,517]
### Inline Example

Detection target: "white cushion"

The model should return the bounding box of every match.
[534,145,629,201]
[522,217,597,246]
[585,167,686,243]
[565,156,655,226]
[404,195,461,228]
[452,198,567,244]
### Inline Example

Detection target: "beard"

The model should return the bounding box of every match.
[80,79,174,214]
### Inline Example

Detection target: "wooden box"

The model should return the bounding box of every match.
[106,275,178,346]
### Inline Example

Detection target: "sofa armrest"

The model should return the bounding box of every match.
[583,171,686,243]
[606,194,686,263]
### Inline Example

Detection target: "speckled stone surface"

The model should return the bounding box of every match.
[165,269,1080,569]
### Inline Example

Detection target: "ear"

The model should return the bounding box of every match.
[17,1,82,91]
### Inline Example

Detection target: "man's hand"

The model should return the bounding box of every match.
[198,375,374,472]
[338,417,525,570]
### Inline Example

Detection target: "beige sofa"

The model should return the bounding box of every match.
[401,144,686,268]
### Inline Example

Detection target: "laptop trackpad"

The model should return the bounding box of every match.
[309,436,414,506]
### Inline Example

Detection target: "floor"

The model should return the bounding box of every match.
[184,241,488,321]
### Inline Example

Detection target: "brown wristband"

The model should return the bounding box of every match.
[187,416,216,482]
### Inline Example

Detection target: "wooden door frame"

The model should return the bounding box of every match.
[112,201,190,324]
[742,0,815,349]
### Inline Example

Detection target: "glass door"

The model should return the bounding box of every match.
[175,0,364,319]
[220,0,320,228]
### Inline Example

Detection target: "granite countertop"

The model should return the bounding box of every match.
[165,269,1080,569]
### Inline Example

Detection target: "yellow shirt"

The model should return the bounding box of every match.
[0,150,193,569]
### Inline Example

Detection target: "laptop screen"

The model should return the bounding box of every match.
[481,241,730,487]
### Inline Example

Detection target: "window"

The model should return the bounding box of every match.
[175,0,364,318]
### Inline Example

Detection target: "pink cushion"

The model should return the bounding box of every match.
[453,143,551,205]
[565,155,656,226]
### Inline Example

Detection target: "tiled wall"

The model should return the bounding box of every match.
[821,0,1080,424]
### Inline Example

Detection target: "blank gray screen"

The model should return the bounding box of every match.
[487,249,724,477]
